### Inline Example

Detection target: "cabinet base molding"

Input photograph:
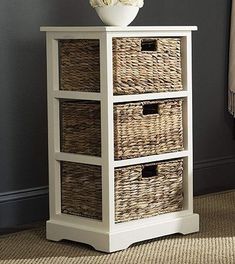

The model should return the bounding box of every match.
[47,213,199,253]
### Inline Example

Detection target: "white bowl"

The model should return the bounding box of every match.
[95,6,139,26]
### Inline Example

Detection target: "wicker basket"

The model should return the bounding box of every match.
[61,159,183,222]
[61,161,102,220]
[59,38,182,95]
[60,100,101,156]
[113,37,183,95]
[59,39,100,92]
[115,159,184,223]
[114,99,184,160]
[60,99,183,159]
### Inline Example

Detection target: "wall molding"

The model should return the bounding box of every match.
[194,155,235,170]
[0,186,49,204]
[193,155,235,195]
[0,186,49,229]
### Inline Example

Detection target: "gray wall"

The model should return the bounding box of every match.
[0,0,235,228]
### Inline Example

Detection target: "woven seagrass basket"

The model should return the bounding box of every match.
[61,161,102,220]
[61,159,183,222]
[115,159,184,223]
[59,39,100,92]
[60,100,101,156]
[59,38,182,95]
[113,37,183,95]
[114,99,184,160]
[60,99,183,159]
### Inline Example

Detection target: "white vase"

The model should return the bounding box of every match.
[95,5,139,26]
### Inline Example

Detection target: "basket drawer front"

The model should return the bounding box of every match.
[61,161,102,220]
[114,99,184,160]
[60,99,183,159]
[115,159,184,223]
[113,37,183,95]
[60,100,101,156]
[59,39,100,92]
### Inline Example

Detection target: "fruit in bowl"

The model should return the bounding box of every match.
[90,0,144,26]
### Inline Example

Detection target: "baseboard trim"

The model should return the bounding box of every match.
[0,186,49,204]
[194,155,235,170]
[193,155,235,195]
[0,186,49,229]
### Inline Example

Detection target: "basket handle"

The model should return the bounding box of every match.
[142,165,158,178]
[141,39,157,51]
[143,103,159,115]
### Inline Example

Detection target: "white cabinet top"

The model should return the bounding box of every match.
[40,26,197,32]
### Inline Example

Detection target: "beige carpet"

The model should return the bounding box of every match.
[0,191,235,264]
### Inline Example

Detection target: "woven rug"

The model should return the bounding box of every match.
[0,191,235,264]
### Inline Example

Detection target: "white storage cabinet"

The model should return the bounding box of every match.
[41,26,199,253]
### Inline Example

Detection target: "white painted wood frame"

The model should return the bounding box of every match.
[41,26,199,253]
